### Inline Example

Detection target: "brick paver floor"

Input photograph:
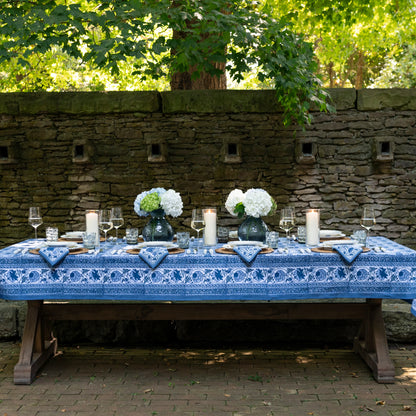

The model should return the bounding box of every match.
[0,341,415,416]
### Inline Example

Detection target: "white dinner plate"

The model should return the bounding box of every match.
[320,230,345,238]
[136,241,178,249]
[227,240,264,247]
[45,241,80,248]
[61,232,84,240]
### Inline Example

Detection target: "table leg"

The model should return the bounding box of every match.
[353,299,395,383]
[14,300,57,385]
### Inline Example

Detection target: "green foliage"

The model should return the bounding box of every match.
[264,0,416,88]
[0,0,330,126]
[234,203,245,219]
[371,44,416,88]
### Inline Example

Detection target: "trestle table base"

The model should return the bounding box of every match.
[14,298,395,384]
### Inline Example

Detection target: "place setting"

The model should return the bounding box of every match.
[126,241,184,256]
[304,207,378,264]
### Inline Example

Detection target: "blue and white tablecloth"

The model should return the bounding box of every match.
[0,238,416,314]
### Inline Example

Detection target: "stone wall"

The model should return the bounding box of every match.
[1,88,416,248]
[1,88,416,344]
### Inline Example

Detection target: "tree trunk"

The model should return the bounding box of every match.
[327,62,335,88]
[355,51,365,90]
[169,1,227,90]
[170,62,227,90]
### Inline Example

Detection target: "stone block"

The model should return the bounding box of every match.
[0,91,161,115]
[0,303,17,338]
[161,90,283,113]
[326,88,357,110]
[383,300,416,343]
[357,89,416,111]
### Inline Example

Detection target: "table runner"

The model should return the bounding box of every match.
[0,237,415,306]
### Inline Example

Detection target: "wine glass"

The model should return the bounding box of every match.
[191,209,205,240]
[360,207,376,244]
[279,207,295,242]
[110,207,124,243]
[28,207,43,239]
[99,209,113,243]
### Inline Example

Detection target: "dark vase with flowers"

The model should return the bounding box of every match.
[142,209,174,242]
[238,216,268,243]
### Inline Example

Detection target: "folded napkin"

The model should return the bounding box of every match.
[233,245,262,265]
[139,246,169,268]
[332,244,363,264]
[39,246,70,267]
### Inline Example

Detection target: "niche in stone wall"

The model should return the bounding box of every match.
[147,141,167,163]
[373,138,394,162]
[296,138,317,164]
[72,139,92,163]
[223,140,242,163]
[0,140,17,164]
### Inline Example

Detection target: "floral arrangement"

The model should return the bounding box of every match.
[225,188,276,218]
[134,187,183,217]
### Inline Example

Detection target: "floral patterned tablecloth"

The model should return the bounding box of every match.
[0,237,415,313]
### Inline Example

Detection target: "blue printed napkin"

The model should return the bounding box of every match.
[39,246,70,267]
[332,244,363,264]
[139,246,169,268]
[233,245,262,264]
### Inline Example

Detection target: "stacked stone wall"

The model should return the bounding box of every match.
[1,89,416,343]
[0,89,415,248]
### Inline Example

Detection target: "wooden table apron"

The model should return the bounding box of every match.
[14,298,395,385]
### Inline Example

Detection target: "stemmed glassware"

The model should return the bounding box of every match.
[360,207,376,244]
[110,207,124,243]
[99,209,113,243]
[28,207,43,239]
[191,209,205,240]
[279,207,295,242]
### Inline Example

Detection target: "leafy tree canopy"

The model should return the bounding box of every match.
[0,0,331,126]
[264,0,416,88]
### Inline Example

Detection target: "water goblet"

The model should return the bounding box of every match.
[110,207,124,243]
[360,207,376,245]
[99,209,113,243]
[279,207,295,242]
[191,209,205,241]
[28,207,43,239]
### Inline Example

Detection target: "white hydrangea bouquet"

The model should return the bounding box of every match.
[134,187,183,217]
[225,188,276,218]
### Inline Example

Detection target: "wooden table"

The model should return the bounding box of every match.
[2,237,415,385]
[14,298,394,384]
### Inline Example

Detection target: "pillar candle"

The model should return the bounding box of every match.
[85,210,99,247]
[203,208,217,246]
[306,209,320,246]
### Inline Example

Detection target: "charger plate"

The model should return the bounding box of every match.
[312,247,370,254]
[29,248,88,255]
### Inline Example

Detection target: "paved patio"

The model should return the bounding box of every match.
[0,341,415,416]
